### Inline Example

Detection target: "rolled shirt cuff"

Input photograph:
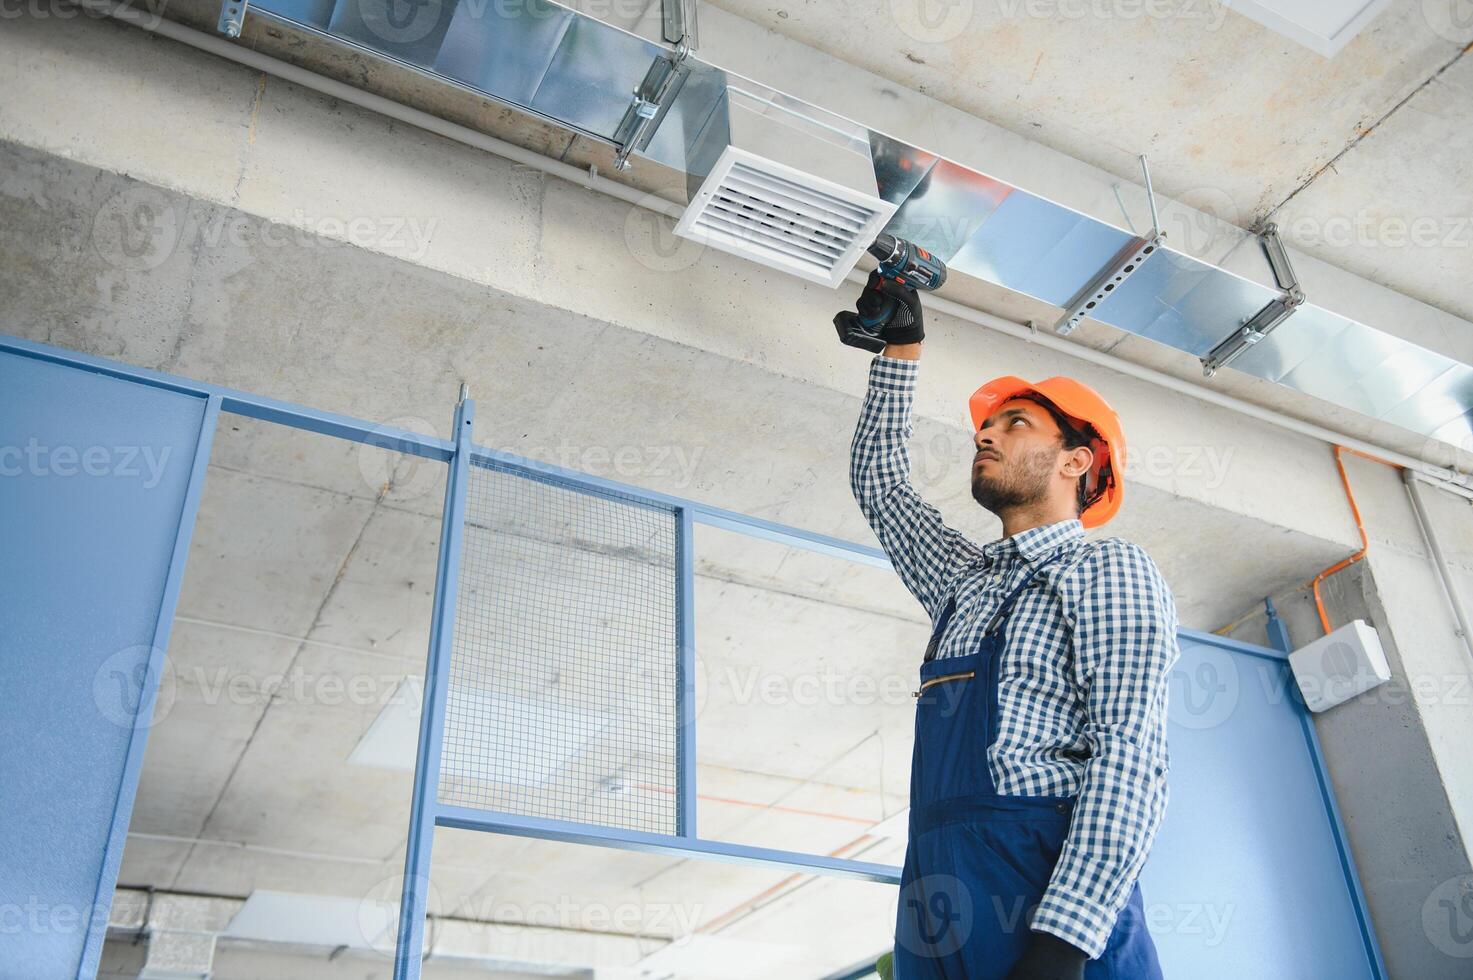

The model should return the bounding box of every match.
[868,354,919,392]
[1029,891,1119,961]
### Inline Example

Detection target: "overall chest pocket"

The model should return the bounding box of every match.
[911,647,1000,804]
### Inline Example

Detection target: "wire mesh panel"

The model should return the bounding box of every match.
[439,458,681,835]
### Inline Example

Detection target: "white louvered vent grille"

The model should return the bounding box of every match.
[675,148,896,288]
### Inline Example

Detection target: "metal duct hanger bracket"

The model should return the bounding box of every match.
[1201,222,1305,378]
[612,1,697,172]
[217,0,246,37]
[1055,154,1166,337]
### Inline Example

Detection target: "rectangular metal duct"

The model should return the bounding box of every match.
[211,0,1473,463]
[675,88,896,287]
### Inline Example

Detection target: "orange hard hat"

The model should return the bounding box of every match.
[969,375,1127,529]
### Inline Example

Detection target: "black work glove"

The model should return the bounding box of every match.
[834,270,925,352]
[1003,931,1088,980]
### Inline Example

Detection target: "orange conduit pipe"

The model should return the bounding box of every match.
[1307,445,1377,636]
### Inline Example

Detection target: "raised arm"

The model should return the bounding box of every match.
[850,344,983,619]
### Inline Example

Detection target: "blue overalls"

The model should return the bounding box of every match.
[894,549,1163,979]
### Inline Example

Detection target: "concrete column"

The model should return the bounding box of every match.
[1224,453,1473,979]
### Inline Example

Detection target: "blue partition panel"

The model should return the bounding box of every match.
[0,351,213,979]
[0,336,1384,980]
[1140,631,1382,979]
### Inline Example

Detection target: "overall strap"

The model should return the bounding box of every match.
[923,547,1066,661]
[982,548,1064,635]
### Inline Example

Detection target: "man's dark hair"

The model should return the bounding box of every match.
[1013,391,1103,517]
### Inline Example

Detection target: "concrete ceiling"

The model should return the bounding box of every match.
[705,0,1473,323]
[120,0,1473,479]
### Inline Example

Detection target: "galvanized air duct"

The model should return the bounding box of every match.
[91,0,1473,487]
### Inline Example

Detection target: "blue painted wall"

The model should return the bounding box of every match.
[1141,633,1378,978]
[0,351,208,979]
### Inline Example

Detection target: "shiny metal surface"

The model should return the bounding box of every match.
[241,0,1473,453]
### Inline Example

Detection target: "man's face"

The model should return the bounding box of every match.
[971,398,1066,513]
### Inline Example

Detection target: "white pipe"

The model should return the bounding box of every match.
[89,0,1473,499]
[1402,469,1473,665]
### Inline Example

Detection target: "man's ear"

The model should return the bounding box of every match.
[1062,444,1094,479]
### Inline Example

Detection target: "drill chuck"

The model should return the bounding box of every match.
[868,233,948,292]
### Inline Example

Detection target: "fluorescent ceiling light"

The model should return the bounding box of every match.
[1225,0,1395,57]
[224,890,380,950]
[348,677,611,787]
[346,676,424,771]
[639,936,801,978]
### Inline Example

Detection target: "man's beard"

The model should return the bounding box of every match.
[971,452,1054,514]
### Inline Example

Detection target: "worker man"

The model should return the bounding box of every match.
[841,272,1178,979]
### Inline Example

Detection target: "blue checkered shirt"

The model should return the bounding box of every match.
[851,355,1179,960]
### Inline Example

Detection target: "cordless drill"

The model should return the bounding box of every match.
[835,234,948,353]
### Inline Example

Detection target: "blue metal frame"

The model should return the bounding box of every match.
[470,444,893,569]
[436,805,899,882]
[1,334,1385,980]
[393,394,475,980]
[676,506,699,839]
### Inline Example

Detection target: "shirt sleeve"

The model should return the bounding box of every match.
[849,354,982,619]
[1030,538,1180,959]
